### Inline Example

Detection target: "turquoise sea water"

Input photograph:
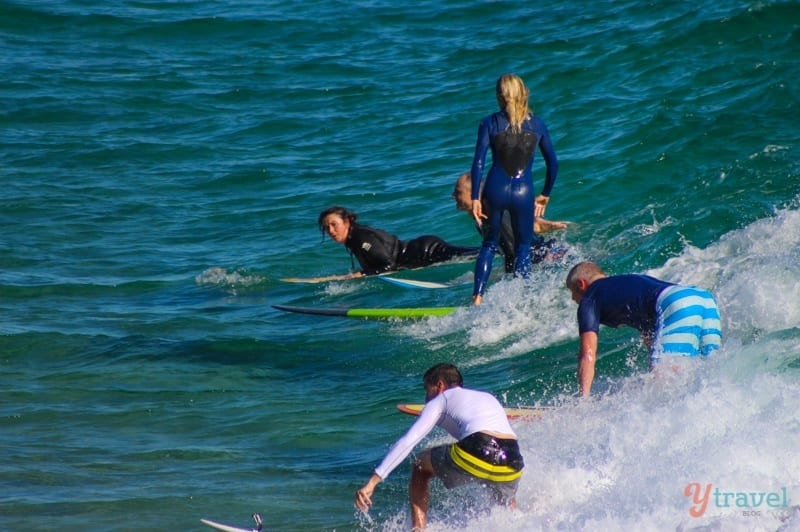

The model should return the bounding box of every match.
[2,1,799,530]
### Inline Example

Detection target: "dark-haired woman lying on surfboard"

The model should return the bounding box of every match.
[316,206,479,281]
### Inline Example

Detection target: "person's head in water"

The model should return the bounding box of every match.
[496,74,531,133]
[422,363,463,402]
[318,206,357,244]
[452,172,473,211]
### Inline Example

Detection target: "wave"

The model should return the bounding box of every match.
[388,204,800,530]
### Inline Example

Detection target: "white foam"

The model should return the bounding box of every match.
[411,343,800,531]
[651,203,800,340]
[403,265,577,363]
[194,266,264,288]
[394,205,800,530]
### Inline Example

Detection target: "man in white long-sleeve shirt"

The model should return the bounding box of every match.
[354,363,524,530]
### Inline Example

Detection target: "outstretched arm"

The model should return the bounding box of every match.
[281,272,363,283]
[355,473,382,511]
[577,331,599,397]
[534,217,568,234]
[314,272,363,282]
[354,399,442,513]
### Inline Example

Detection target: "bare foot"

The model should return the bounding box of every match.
[472,295,482,306]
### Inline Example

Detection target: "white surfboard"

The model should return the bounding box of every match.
[379,275,475,289]
[378,276,452,289]
[201,514,262,532]
[279,274,357,283]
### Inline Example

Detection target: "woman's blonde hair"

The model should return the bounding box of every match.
[496,73,531,132]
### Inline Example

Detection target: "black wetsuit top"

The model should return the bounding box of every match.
[345,223,479,275]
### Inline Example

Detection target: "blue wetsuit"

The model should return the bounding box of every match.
[471,111,558,296]
[475,210,559,273]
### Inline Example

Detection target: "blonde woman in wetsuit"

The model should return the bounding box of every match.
[470,74,559,305]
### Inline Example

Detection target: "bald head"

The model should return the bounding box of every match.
[566,261,606,290]
[452,172,473,211]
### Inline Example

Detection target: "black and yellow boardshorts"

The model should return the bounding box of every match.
[430,432,524,504]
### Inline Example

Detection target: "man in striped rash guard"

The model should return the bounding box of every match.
[566,261,722,397]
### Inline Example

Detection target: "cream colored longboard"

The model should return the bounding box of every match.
[397,403,546,421]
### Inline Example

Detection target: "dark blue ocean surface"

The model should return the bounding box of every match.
[2,1,799,530]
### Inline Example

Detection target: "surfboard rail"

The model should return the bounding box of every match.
[378,276,453,289]
[279,274,357,284]
[397,403,547,421]
[272,304,459,319]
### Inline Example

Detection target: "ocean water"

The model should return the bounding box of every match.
[2,1,799,530]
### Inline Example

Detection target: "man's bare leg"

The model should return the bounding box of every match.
[409,450,436,530]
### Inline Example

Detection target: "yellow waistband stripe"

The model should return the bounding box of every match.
[449,444,522,482]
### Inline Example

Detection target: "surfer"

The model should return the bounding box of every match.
[469,73,559,305]
[318,206,479,276]
[453,171,568,273]
[354,363,524,530]
[565,261,723,397]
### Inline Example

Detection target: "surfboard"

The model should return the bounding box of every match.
[378,276,452,289]
[201,514,262,532]
[281,273,410,284]
[378,276,477,290]
[272,304,458,319]
[280,274,358,284]
[397,403,546,421]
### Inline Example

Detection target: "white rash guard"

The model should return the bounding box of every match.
[374,386,516,480]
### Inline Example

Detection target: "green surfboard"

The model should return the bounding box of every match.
[272,304,459,319]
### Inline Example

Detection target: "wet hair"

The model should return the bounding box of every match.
[496,73,531,133]
[566,261,606,289]
[318,206,358,238]
[423,363,463,388]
